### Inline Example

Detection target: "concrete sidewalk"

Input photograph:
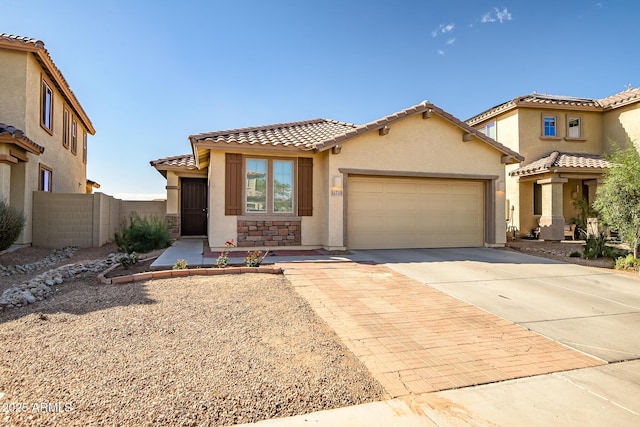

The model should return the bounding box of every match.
[150,238,351,270]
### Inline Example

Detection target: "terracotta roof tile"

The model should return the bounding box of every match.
[189,119,357,150]
[149,154,196,169]
[0,123,44,154]
[467,88,640,125]
[315,101,523,162]
[599,87,640,109]
[510,151,611,176]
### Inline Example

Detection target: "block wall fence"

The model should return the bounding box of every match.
[32,192,166,248]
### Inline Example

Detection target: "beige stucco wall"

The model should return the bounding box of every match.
[327,114,507,248]
[0,49,91,245]
[0,50,27,130]
[516,108,604,161]
[201,114,510,250]
[603,104,640,152]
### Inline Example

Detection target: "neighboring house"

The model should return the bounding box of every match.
[151,101,522,250]
[466,88,640,241]
[0,33,95,245]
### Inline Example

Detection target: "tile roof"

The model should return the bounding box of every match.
[189,119,357,150]
[149,154,197,169]
[0,123,45,154]
[510,151,611,177]
[0,33,94,134]
[314,101,523,162]
[467,88,640,125]
[188,101,522,164]
[599,87,640,109]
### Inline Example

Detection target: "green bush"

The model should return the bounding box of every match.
[583,232,608,259]
[615,254,640,271]
[569,251,582,258]
[0,198,26,252]
[115,213,171,254]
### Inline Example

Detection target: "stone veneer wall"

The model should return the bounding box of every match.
[237,220,301,247]
[165,214,180,240]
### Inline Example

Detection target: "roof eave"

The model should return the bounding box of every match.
[0,38,95,135]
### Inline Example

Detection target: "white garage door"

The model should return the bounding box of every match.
[347,176,485,249]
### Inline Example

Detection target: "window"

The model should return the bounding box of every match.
[542,115,557,137]
[62,108,70,148]
[533,183,542,215]
[39,164,53,192]
[567,116,582,139]
[71,118,77,154]
[41,78,53,133]
[479,121,497,139]
[245,158,294,214]
[82,132,88,164]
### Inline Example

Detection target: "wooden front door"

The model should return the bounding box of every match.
[181,178,208,236]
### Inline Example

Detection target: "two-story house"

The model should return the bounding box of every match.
[0,33,95,245]
[467,88,640,241]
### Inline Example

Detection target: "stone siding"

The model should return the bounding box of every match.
[237,220,301,247]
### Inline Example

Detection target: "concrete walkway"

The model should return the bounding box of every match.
[150,238,351,269]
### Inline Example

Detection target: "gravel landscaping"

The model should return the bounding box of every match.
[0,246,384,426]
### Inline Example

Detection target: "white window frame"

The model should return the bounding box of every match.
[566,115,583,140]
[542,114,558,138]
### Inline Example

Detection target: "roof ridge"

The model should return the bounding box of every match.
[0,33,44,47]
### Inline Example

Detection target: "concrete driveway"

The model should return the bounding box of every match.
[343,248,640,425]
[351,247,640,362]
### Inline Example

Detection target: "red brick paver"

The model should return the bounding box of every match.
[281,262,604,398]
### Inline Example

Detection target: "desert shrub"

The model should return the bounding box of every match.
[0,198,26,252]
[615,254,640,271]
[173,259,188,270]
[115,213,171,254]
[582,232,608,259]
[245,250,268,267]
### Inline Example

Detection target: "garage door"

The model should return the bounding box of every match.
[347,176,485,249]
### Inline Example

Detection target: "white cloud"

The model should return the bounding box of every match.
[432,23,455,37]
[481,12,495,23]
[481,7,512,24]
[495,8,512,23]
[437,49,445,55]
[446,37,456,45]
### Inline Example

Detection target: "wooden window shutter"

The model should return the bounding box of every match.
[225,153,242,215]
[297,157,313,216]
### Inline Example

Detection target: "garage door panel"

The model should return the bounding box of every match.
[348,177,484,249]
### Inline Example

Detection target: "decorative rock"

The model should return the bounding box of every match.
[0,251,123,312]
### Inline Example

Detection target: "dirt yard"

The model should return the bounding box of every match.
[0,246,384,426]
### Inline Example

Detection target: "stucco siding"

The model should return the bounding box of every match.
[0,50,27,130]
[603,105,640,152]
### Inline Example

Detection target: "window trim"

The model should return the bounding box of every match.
[40,76,54,134]
[71,118,77,155]
[533,182,542,215]
[39,164,53,192]
[565,114,585,141]
[62,107,70,148]
[244,156,297,215]
[479,121,497,140]
[82,131,88,164]
[541,114,560,139]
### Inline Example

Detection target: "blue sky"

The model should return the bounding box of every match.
[2,1,638,199]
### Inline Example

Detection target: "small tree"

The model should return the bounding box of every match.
[593,145,640,258]
[0,198,26,251]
